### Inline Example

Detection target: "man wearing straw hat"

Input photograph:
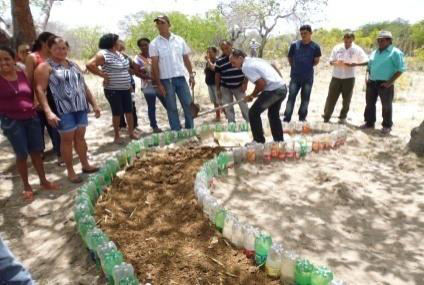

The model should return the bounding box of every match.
[360,30,406,134]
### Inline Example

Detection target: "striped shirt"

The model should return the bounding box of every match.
[149,33,191,80]
[100,49,131,90]
[215,55,245,89]
[47,59,89,115]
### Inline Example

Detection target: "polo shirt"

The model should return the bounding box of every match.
[149,33,191,80]
[329,42,368,79]
[368,45,406,81]
[242,57,285,91]
[215,55,245,89]
[288,40,321,82]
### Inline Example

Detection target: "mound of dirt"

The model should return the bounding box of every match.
[96,146,278,285]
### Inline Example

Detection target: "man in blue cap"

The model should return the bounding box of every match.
[361,30,406,134]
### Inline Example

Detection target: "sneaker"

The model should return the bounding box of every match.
[359,123,374,129]
[381,127,391,135]
[153,127,162,133]
[338,118,347,124]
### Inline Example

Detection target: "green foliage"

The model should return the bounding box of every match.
[64,26,103,59]
[125,11,229,54]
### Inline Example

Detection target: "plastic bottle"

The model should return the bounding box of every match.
[97,241,118,265]
[106,159,120,178]
[295,259,315,285]
[73,203,93,224]
[75,193,94,212]
[294,141,301,160]
[215,209,226,232]
[99,167,113,186]
[233,148,243,168]
[113,263,139,285]
[208,200,220,224]
[77,186,97,205]
[302,122,312,134]
[116,151,127,169]
[271,142,279,159]
[242,225,259,259]
[231,220,245,248]
[152,133,160,146]
[222,213,237,241]
[280,250,298,285]
[126,146,136,166]
[77,215,96,243]
[285,141,295,160]
[263,143,272,163]
[312,136,321,153]
[254,143,264,163]
[102,250,124,285]
[228,122,237,132]
[311,266,334,285]
[295,122,303,134]
[86,228,109,261]
[254,231,272,266]
[247,145,256,163]
[265,243,283,278]
[278,142,286,161]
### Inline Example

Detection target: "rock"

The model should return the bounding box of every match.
[408,120,424,156]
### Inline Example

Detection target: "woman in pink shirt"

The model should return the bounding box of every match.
[0,46,59,202]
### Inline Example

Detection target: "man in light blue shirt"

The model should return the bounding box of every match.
[230,49,287,143]
[361,31,406,134]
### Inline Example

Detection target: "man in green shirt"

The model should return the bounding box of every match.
[361,31,406,134]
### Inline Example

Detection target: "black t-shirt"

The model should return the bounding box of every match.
[204,60,216,86]
[215,55,245,89]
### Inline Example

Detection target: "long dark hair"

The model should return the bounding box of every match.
[0,45,16,59]
[31,32,55,52]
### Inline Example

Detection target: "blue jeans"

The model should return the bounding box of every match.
[283,78,313,122]
[143,91,167,129]
[0,115,44,159]
[161,77,194,130]
[57,111,88,133]
[0,237,35,285]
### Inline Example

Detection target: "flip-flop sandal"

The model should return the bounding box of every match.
[68,176,83,184]
[82,167,99,174]
[22,191,34,202]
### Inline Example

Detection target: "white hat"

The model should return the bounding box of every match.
[377,31,393,39]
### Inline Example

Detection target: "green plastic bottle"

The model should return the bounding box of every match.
[77,215,96,244]
[86,228,109,252]
[100,167,112,186]
[310,266,333,285]
[152,133,160,146]
[75,193,94,213]
[117,151,127,169]
[215,209,226,232]
[77,186,97,204]
[295,259,315,285]
[102,250,124,285]
[254,231,272,266]
[113,263,139,285]
[73,203,93,224]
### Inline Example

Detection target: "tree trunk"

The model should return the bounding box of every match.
[40,0,55,31]
[409,120,424,156]
[258,35,267,58]
[0,28,10,46]
[11,0,36,47]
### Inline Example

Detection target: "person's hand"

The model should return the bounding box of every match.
[204,55,209,61]
[157,83,167,97]
[245,95,254,102]
[46,111,60,128]
[381,81,393,88]
[189,75,195,89]
[93,106,101,118]
[101,72,109,85]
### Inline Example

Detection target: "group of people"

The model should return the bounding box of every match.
[204,24,406,142]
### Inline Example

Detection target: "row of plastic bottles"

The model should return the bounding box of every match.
[194,147,347,285]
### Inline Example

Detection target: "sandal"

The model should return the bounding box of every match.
[82,167,99,174]
[22,191,34,202]
[68,176,83,184]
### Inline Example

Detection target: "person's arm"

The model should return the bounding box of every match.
[381,71,403,88]
[183,54,195,88]
[241,77,248,93]
[271,63,282,77]
[313,44,322,66]
[86,51,108,84]
[206,58,216,71]
[288,57,293,67]
[287,42,295,67]
[34,63,60,127]
[24,55,41,109]
[151,56,166,97]
[245,78,266,102]
[84,82,101,118]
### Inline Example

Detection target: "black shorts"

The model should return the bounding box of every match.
[104,89,133,116]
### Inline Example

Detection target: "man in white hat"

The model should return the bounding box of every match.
[361,30,406,134]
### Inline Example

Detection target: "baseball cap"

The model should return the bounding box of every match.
[377,31,393,39]
[154,15,170,25]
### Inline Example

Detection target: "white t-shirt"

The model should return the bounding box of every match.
[329,42,368,79]
[149,33,191,80]
[242,57,285,91]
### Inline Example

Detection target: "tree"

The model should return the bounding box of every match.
[11,0,37,47]
[218,0,328,57]
[31,0,64,31]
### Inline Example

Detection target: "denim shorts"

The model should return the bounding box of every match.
[57,111,88,133]
[104,89,133,116]
[0,115,43,159]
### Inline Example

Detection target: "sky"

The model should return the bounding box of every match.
[46,0,423,36]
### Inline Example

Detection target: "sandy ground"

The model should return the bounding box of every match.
[0,65,423,284]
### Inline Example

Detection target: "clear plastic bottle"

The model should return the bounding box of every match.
[215,209,226,232]
[75,194,94,214]
[263,143,272,163]
[265,243,283,278]
[247,145,256,163]
[285,141,295,160]
[242,225,259,259]
[254,143,264,163]
[231,220,245,248]
[271,142,279,159]
[278,142,286,161]
[102,250,124,285]
[77,215,96,244]
[222,213,237,241]
[280,250,298,285]
[73,203,93,224]
[233,148,243,168]
[113,263,139,285]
